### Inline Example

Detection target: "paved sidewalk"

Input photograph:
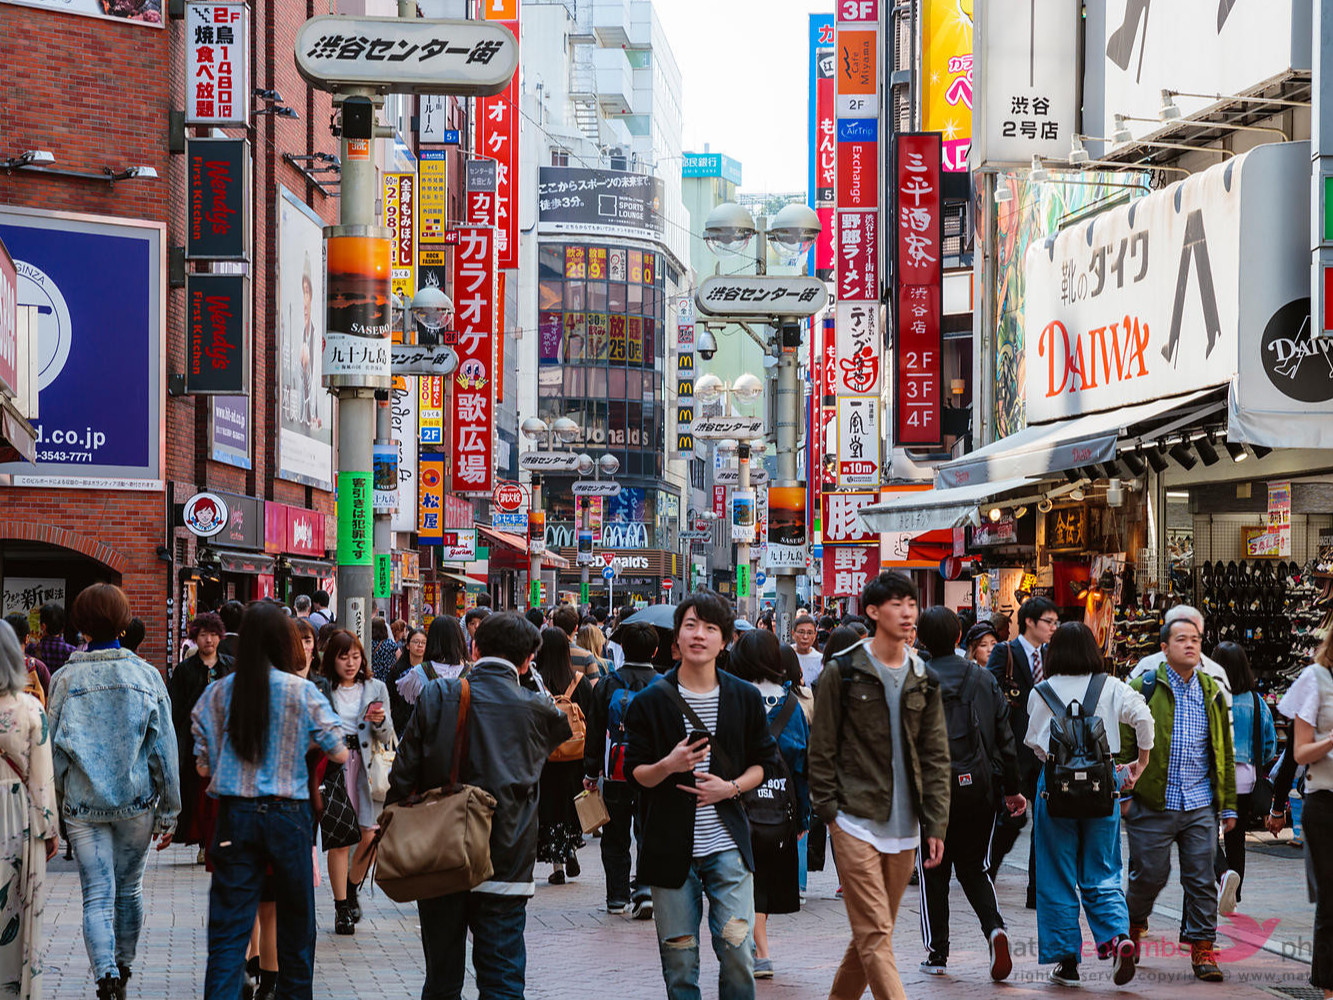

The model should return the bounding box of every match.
[38,823,1316,998]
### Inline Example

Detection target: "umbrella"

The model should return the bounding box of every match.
[618,604,677,629]
[733,619,755,632]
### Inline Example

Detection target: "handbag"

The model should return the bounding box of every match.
[369,679,497,902]
[368,736,396,803]
[574,788,611,834]
[1249,692,1275,819]
[318,760,361,851]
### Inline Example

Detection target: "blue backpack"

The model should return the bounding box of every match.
[604,672,647,781]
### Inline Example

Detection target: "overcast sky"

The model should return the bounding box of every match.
[654,0,826,196]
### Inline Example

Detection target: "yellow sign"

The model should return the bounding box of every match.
[383,172,416,302]
[418,151,448,242]
[921,0,973,173]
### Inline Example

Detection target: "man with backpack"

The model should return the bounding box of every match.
[583,622,661,918]
[808,572,951,1000]
[1120,616,1236,982]
[915,607,1026,981]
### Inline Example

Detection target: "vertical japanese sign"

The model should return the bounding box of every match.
[450,226,495,494]
[336,471,372,566]
[185,2,249,127]
[418,456,444,544]
[418,150,448,242]
[675,299,695,457]
[390,375,419,534]
[383,172,416,303]
[808,14,836,272]
[418,375,443,444]
[893,134,943,447]
[466,159,498,227]
[837,396,882,485]
[478,0,520,268]
[823,544,880,596]
[921,0,973,172]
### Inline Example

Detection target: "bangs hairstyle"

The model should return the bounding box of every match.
[320,629,372,683]
[293,617,316,642]
[727,629,786,685]
[672,590,735,643]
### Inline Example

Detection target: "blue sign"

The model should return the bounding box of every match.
[441,129,461,145]
[0,210,163,488]
[837,119,878,143]
[756,571,768,587]
[602,566,616,580]
[681,152,743,186]
[491,511,528,530]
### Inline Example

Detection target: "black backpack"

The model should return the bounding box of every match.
[1036,675,1116,819]
[943,666,994,811]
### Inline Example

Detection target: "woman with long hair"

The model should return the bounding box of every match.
[534,627,594,885]
[0,621,57,1000]
[1024,622,1154,988]
[192,601,346,998]
[727,628,810,979]
[386,627,426,736]
[1277,630,1333,997]
[48,584,180,1000]
[171,612,232,862]
[319,630,394,934]
[369,616,400,683]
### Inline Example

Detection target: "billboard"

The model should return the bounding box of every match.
[537,167,666,244]
[210,395,250,469]
[0,208,164,489]
[477,0,520,267]
[921,0,973,172]
[186,138,249,260]
[450,227,495,494]
[276,186,333,491]
[323,232,392,385]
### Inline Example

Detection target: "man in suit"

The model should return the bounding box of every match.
[985,597,1060,906]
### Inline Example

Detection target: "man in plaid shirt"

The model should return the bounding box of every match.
[32,602,76,674]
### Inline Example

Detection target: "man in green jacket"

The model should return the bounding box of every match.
[809,572,951,1000]
[1119,617,1236,983]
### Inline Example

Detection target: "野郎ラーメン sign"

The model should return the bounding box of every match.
[186,138,249,260]
[450,226,495,494]
[337,471,372,566]
[476,2,519,267]
[186,274,249,395]
[836,210,878,302]
[324,232,392,387]
[186,2,249,125]
[823,544,880,597]
[894,133,943,448]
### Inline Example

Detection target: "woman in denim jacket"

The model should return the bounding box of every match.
[47,584,180,1000]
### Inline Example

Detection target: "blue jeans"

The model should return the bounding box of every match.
[417,890,527,1000]
[203,797,316,1000]
[650,849,755,1000]
[1034,771,1128,964]
[65,812,155,980]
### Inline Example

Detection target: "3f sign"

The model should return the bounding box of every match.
[840,0,876,21]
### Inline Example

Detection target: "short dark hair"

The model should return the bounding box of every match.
[1045,622,1107,677]
[38,602,65,636]
[3,614,28,643]
[673,590,734,643]
[861,572,918,608]
[312,589,330,609]
[1017,597,1058,635]
[474,612,542,666]
[464,607,491,626]
[793,614,817,631]
[551,605,580,636]
[1160,616,1203,646]
[728,629,786,684]
[616,622,659,662]
[474,592,493,608]
[524,608,546,629]
[72,584,134,643]
[1212,641,1254,695]
[593,605,608,623]
[371,616,389,642]
[918,606,961,658]
[218,600,246,633]
[822,625,864,665]
[122,617,146,653]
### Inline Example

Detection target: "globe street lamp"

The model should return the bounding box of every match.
[521,416,581,609]
[704,375,766,622]
[575,451,621,609]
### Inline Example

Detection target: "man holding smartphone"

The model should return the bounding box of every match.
[625,591,778,1000]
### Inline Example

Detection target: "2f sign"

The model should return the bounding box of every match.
[839,0,876,22]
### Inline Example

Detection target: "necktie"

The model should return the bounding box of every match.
[1031,647,1043,683]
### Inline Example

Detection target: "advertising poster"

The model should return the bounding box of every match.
[418,456,444,544]
[383,172,416,303]
[1,577,64,635]
[537,167,666,243]
[921,0,973,172]
[210,395,250,469]
[731,488,756,544]
[324,233,392,384]
[3,0,162,22]
[373,442,398,512]
[336,471,372,566]
[276,186,333,490]
[0,209,164,489]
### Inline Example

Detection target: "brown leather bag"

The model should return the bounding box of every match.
[367,678,497,902]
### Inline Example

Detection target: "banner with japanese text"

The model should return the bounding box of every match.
[808,13,836,272]
[186,2,249,124]
[823,490,879,545]
[449,226,495,494]
[418,456,444,544]
[894,133,944,447]
[823,543,880,597]
[383,172,416,303]
[477,2,519,268]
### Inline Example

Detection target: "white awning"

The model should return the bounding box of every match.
[857,476,1038,535]
[937,389,1221,489]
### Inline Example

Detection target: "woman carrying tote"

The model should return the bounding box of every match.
[319,630,395,934]
[48,584,180,1000]
[192,601,346,999]
[534,627,594,886]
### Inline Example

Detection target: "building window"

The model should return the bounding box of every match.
[551,149,570,166]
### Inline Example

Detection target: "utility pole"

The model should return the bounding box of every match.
[773,318,800,642]
[737,440,753,622]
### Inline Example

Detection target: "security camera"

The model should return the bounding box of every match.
[696,326,718,361]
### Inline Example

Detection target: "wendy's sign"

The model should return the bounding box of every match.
[186,274,249,394]
[186,138,249,261]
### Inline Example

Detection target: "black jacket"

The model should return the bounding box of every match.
[170,652,233,844]
[385,658,571,892]
[986,639,1043,783]
[583,661,659,780]
[929,653,1021,798]
[624,668,778,889]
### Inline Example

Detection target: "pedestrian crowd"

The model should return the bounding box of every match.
[0,574,1324,1000]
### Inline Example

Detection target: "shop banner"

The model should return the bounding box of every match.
[836,395,881,486]
[264,502,326,556]
[214,490,263,550]
[323,232,392,385]
[336,471,372,566]
[836,210,878,302]
[834,26,877,119]
[477,1,519,268]
[466,159,498,227]
[0,209,164,489]
[186,138,249,260]
[894,135,943,448]
[444,493,472,530]
[713,484,726,521]
[375,553,391,599]
[823,490,878,544]
[418,456,444,544]
[210,395,250,469]
[186,2,249,124]
[0,239,14,399]
[276,187,333,491]
[449,226,495,494]
[731,488,756,544]
[186,273,248,394]
[834,300,880,395]
[373,442,397,512]
[390,375,419,533]
[418,150,448,244]
[418,375,443,444]
[836,118,877,210]
[383,172,416,303]
[921,0,973,172]
[808,14,837,272]
[823,544,879,597]
[973,0,1078,167]
[441,528,478,563]
[675,299,695,458]
[1026,147,1255,423]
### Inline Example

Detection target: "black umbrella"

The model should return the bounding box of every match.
[618,604,677,629]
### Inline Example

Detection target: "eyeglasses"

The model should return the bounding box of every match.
[1038,617,1060,626]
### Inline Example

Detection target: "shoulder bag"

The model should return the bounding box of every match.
[365,679,497,901]
[1249,692,1275,818]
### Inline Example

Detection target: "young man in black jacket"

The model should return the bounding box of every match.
[386,612,571,1000]
[625,592,777,1000]
[583,621,662,917]
[915,606,1026,981]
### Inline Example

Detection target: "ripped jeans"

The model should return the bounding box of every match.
[650,849,755,1000]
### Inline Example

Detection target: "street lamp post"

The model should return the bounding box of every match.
[683,507,719,594]
[520,415,580,609]
[576,451,620,610]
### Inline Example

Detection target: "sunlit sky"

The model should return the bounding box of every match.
[654,0,826,196]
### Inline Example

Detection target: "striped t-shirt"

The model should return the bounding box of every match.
[679,684,736,858]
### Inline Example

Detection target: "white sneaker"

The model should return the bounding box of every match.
[989,928,1012,981]
[1218,869,1241,915]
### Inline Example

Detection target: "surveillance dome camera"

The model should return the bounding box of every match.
[696,326,718,361]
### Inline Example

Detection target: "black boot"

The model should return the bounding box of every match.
[242,956,258,1000]
[94,974,122,1000]
[345,881,362,923]
[255,969,278,1000]
[334,899,355,935]
[117,965,132,997]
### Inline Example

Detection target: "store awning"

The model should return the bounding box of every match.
[475,524,572,569]
[438,570,482,588]
[217,551,276,576]
[286,557,333,579]
[857,476,1039,535]
[0,398,36,465]
[937,389,1221,489]
[907,529,957,563]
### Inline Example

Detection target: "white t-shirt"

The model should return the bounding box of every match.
[679,683,736,858]
[793,648,823,686]
[1025,673,1155,758]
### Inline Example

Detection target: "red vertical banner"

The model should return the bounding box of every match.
[477,5,520,269]
[450,226,495,493]
[894,133,943,448]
